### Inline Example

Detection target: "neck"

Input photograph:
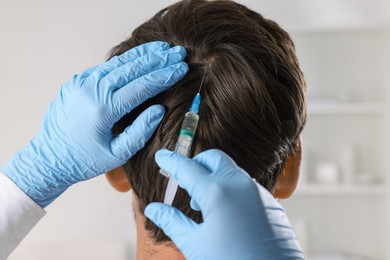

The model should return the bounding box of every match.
[133,197,185,260]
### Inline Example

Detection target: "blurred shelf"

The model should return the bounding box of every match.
[308,102,385,115]
[294,184,386,196]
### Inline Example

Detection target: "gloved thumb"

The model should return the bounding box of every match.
[111,105,165,161]
[145,202,196,242]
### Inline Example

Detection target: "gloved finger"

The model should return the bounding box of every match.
[102,46,186,92]
[157,149,241,212]
[145,202,196,242]
[193,150,259,205]
[190,199,201,211]
[192,149,240,177]
[110,105,165,162]
[77,65,99,80]
[108,41,171,69]
[92,41,170,79]
[112,61,188,120]
[155,149,209,207]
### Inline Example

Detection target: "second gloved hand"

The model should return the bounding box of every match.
[1,41,189,208]
[145,149,304,260]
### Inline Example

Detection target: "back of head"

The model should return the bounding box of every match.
[111,0,306,243]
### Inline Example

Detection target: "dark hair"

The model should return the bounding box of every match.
[111,0,306,243]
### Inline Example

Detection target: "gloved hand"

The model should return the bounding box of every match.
[1,41,188,208]
[145,149,304,260]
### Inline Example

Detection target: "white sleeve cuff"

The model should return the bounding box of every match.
[0,172,46,260]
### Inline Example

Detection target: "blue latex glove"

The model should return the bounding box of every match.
[145,149,304,260]
[1,41,189,208]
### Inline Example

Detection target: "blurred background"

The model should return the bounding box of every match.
[0,0,389,259]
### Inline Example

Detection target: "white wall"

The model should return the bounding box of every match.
[1,1,389,259]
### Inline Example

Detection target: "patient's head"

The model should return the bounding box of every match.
[107,0,306,245]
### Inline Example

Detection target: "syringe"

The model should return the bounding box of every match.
[160,92,201,205]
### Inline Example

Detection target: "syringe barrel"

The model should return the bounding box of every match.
[159,112,199,178]
[175,112,199,156]
[162,112,200,205]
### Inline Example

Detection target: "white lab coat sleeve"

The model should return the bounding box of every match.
[0,172,46,259]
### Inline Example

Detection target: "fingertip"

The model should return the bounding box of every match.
[169,46,187,58]
[110,106,167,161]
[148,104,165,120]
[155,149,176,166]
[144,202,159,219]
[190,199,201,211]
[120,41,171,60]
[192,149,237,170]
[144,202,177,230]
[162,62,189,86]
[142,41,171,51]
[179,61,189,74]
[154,41,171,48]
[171,61,189,73]
[144,202,196,239]
[155,148,173,157]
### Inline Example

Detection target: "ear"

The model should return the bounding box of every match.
[105,167,132,192]
[273,140,302,199]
